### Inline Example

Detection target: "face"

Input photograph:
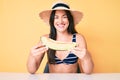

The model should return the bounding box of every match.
[54,10,69,33]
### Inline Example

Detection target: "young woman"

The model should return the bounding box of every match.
[27,1,94,74]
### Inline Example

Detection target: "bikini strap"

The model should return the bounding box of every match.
[72,34,76,42]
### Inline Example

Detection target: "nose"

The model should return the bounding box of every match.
[58,17,63,24]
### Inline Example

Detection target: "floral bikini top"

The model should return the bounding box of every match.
[54,34,78,64]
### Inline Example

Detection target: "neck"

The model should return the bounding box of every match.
[57,31,68,36]
[56,31,72,41]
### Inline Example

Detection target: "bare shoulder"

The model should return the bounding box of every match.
[76,33,86,42]
[76,33,87,48]
[41,34,49,38]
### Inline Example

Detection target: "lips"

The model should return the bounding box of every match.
[57,24,65,28]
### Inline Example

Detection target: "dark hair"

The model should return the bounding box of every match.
[47,10,77,64]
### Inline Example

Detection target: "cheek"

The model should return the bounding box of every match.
[65,20,69,26]
[64,19,69,24]
[53,21,58,28]
[53,21,56,27]
[54,20,57,25]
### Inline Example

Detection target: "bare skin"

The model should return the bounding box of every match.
[27,10,94,74]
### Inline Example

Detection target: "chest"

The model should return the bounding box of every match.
[55,51,78,64]
[55,51,69,60]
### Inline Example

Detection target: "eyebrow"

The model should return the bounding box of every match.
[55,14,67,16]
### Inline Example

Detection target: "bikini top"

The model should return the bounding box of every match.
[54,34,78,64]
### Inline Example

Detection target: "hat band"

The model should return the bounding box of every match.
[52,3,70,9]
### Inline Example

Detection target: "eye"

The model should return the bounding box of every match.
[63,15,68,18]
[54,15,58,19]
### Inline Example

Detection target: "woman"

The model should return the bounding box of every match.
[27,1,94,74]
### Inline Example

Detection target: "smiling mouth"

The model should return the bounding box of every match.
[57,24,65,28]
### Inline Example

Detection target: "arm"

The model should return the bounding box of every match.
[27,42,48,74]
[78,50,94,74]
[71,34,94,74]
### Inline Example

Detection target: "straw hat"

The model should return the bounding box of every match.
[39,1,83,26]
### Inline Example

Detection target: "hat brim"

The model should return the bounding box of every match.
[39,9,83,26]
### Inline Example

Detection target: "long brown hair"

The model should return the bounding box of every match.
[47,10,77,64]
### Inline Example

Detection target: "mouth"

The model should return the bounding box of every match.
[57,24,65,28]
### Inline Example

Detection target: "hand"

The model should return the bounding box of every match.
[70,47,87,60]
[30,43,48,56]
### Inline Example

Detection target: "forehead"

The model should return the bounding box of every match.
[55,10,66,15]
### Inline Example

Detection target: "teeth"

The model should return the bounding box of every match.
[57,24,65,27]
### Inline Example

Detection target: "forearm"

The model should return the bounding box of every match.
[27,53,44,74]
[80,52,94,74]
[27,55,39,74]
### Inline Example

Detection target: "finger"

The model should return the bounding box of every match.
[35,47,48,53]
[35,45,46,49]
[69,49,76,53]
[32,47,48,56]
[68,46,76,52]
[32,43,45,50]
[70,48,80,52]
[74,47,86,51]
